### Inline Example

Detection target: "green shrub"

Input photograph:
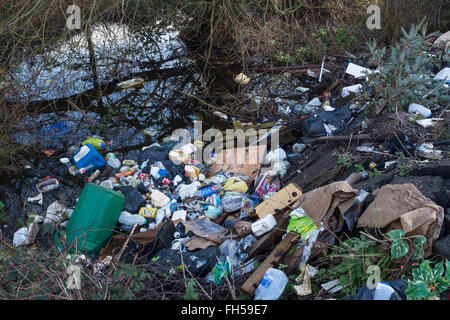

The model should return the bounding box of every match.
[361,19,449,115]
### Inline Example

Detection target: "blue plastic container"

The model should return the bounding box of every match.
[72,144,106,174]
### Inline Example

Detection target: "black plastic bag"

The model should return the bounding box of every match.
[113,185,146,214]
[152,246,219,277]
[120,219,175,263]
[302,106,352,137]
[138,145,169,166]
[388,134,416,156]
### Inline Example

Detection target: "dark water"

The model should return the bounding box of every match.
[8,23,204,147]
[0,21,305,236]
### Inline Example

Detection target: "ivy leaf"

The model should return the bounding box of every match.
[412,236,426,260]
[406,280,429,300]
[418,260,433,282]
[431,261,444,281]
[387,229,405,240]
[390,239,409,259]
[434,277,450,293]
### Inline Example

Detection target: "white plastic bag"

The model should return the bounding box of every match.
[178,181,201,200]
[265,148,287,163]
[44,200,66,224]
[13,227,28,247]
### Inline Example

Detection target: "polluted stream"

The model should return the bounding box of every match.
[0,22,218,236]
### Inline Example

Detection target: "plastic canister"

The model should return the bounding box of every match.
[73,144,106,174]
[251,214,277,236]
[65,183,125,253]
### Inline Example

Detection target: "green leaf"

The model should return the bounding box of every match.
[406,280,430,300]
[434,277,450,293]
[387,229,405,240]
[445,260,450,280]
[412,236,426,260]
[418,260,433,282]
[390,239,409,259]
[431,262,444,280]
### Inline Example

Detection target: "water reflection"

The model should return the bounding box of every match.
[10,22,204,149]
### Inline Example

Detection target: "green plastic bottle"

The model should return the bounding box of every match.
[66,183,125,253]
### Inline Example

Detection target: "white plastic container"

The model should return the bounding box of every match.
[251,214,277,236]
[118,211,147,226]
[150,189,170,208]
[408,103,432,118]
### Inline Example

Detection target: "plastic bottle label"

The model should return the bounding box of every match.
[201,186,215,198]
[260,274,272,288]
[74,145,90,162]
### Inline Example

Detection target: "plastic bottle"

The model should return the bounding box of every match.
[254,268,288,300]
[139,206,157,219]
[192,184,222,199]
[408,103,432,117]
[72,164,95,176]
[345,171,369,186]
[88,169,100,182]
[118,211,147,226]
[155,208,166,226]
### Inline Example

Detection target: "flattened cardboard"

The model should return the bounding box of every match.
[209,145,267,181]
[184,236,217,251]
[256,183,302,219]
[293,181,356,225]
[357,183,444,256]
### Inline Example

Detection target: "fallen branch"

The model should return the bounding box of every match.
[313,134,371,143]
[67,99,96,126]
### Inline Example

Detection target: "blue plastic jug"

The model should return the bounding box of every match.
[72,144,106,174]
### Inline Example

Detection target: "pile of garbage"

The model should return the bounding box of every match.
[11,126,449,300]
[6,28,450,301]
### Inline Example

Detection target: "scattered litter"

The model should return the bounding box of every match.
[234,73,251,85]
[341,84,363,97]
[321,279,343,293]
[345,63,378,78]
[408,103,432,117]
